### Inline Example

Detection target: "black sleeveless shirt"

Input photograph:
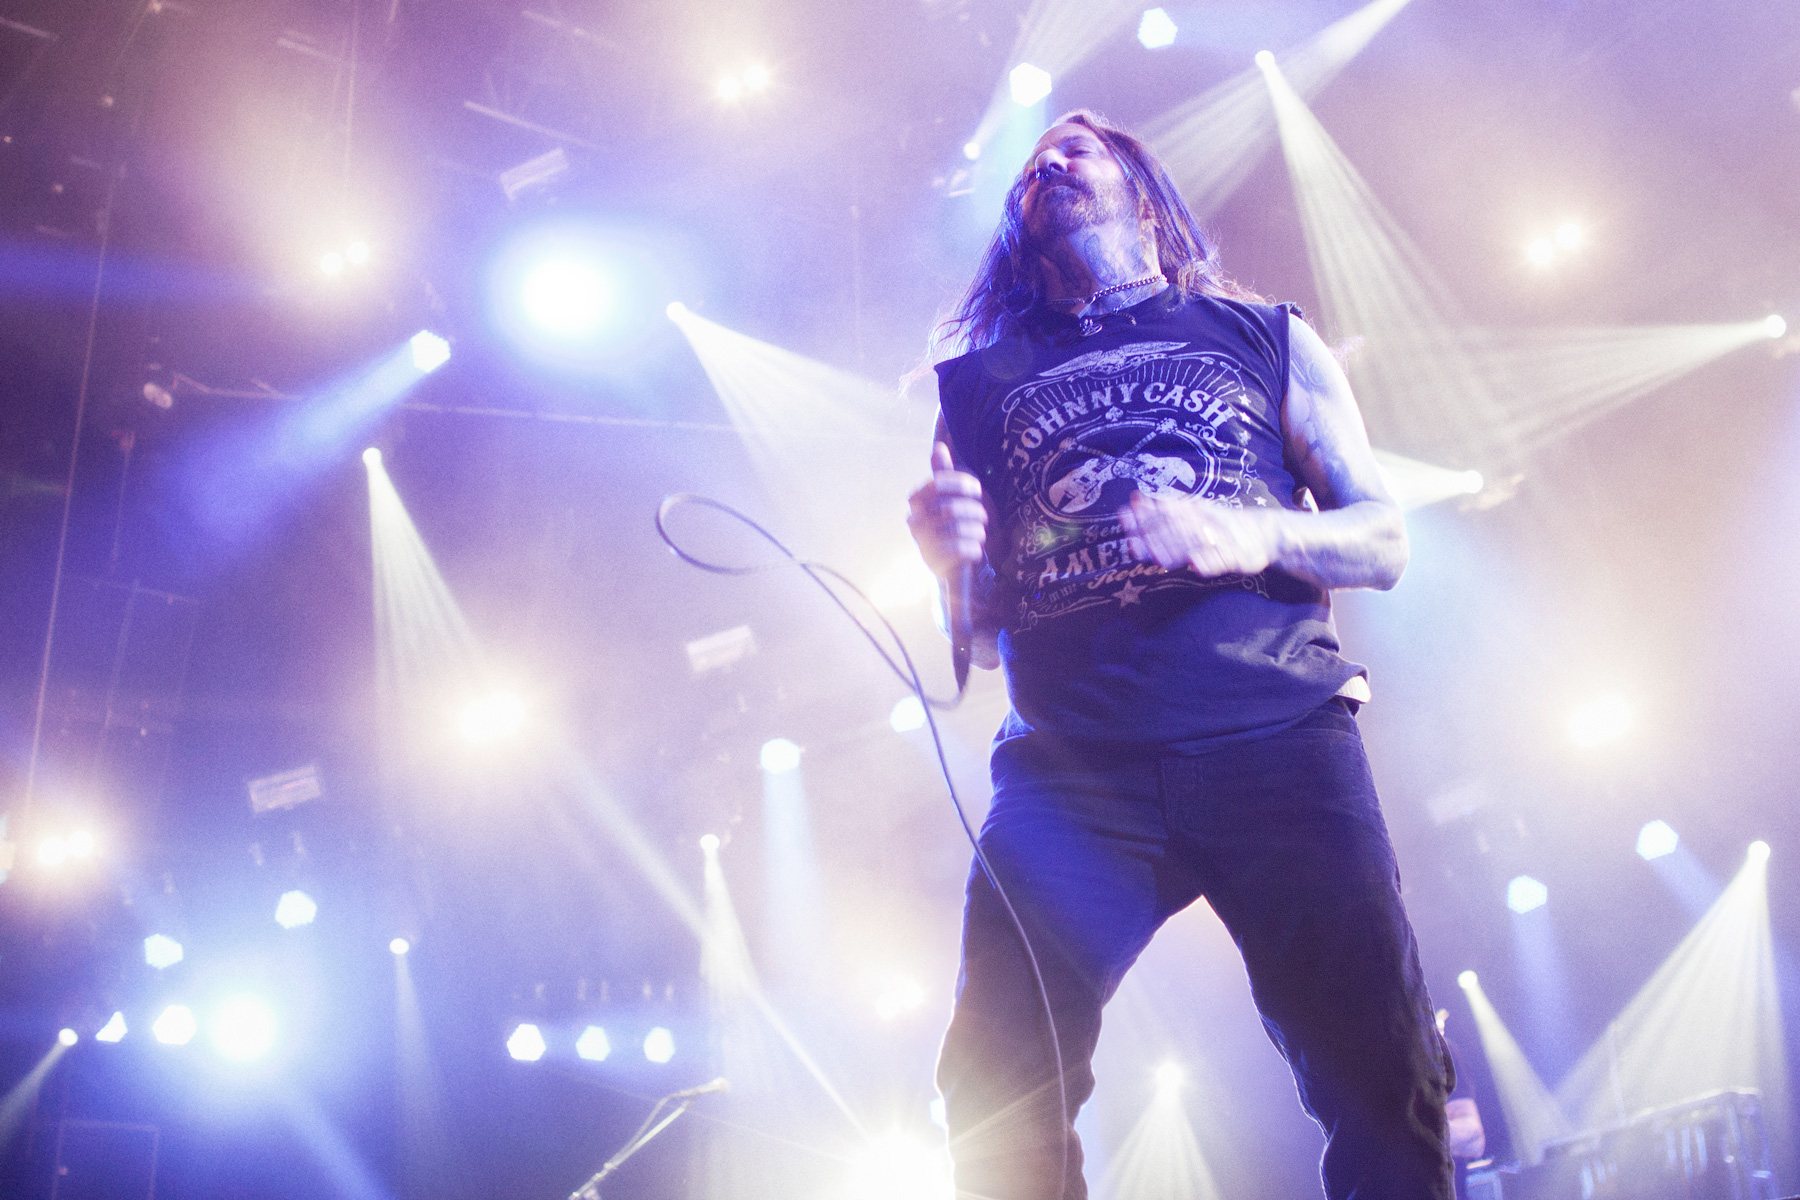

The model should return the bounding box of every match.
[934,287,1364,747]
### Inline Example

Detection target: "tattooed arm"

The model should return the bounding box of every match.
[1119,313,1408,591]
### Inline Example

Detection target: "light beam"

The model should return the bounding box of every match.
[1457,971,1570,1164]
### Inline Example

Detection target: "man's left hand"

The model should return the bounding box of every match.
[1120,491,1279,579]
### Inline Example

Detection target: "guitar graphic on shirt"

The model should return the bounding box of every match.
[1045,418,1197,514]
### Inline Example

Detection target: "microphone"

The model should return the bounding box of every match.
[950,564,974,692]
[670,1077,730,1099]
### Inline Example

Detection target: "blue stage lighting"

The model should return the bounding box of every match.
[144,934,184,970]
[275,889,318,929]
[521,259,612,338]
[760,738,802,773]
[507,1024,547,1062]
[1138,8,1178,48]
[409,330,452,373]
[643,1026,675,1063]
[1009,63,1052,106]
[58,1028,78,1047]
[389,937,411,956]
[1506,875,1549,914]
[576,1026,612,1062]
[96,1012,127,1043]
[212,996,277,1062]
[1637,820,1679,861]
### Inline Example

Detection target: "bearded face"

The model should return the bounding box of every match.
[1021,170,1135,247]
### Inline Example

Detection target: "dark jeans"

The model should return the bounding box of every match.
[936,699,1454,1200]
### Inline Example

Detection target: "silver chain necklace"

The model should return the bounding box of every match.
[1054,273,1165,336]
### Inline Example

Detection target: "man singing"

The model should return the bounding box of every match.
[907,111,1454,1200]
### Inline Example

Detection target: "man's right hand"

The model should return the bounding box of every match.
[907,442,988,576]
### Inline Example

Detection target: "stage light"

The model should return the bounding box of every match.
[742,63,770,91]
[1506,875,1549,914]
[144,934,184,970]
[361,447,381,467]
[665,300,687,320]
[275,889,318,929]
[1765,314,1787,339]
[844,1131,955,1200]
[1461,470,1484,494]
[320,251,345,276]
[1254,49,1275,68]
[212,996,276,1062]
[759,738,801,773]
[1554,222,1583,250]
[409,330,451,373]
[1526,237,1556,268]
[389,937,410,956]
[345,240,370,265]
[716,74,744,103]
[1749,839,1771,864]
[57,1028,77,1047]
[963,140,981,161]
[576,1025,611,1062]
[699,833,721,854]
[37,836,66,867]
[1459,970,1570,1163]
[67,829,94,858]
[506,1023,546,1062]
[1637,820,1679,861]
[869,548,939,612]
[889,696,926,733]
[1137,8,1177,48]
[1567,694,1632,747]
[643,1026,675,1063]
[874,978,926,1021]
[456,691,527,745]
[1458,970,1477,989]
[96,1013,126,1043]
[520,259,612,338]
[1154,1060,1185,1093]
[1009,63,1052,106]
[152,1005,196,1046]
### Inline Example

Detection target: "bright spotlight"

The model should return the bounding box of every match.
[409,330,452,373]
[759,738,802,773]
[389,937,411,956]
[665,300,687,320]
[962,140,981,161]
[152,1005,197,1046]
[361,446,382,467]
[1526,237,1556,268]
[643,1026,675,1063]
[1254,49,1275,68]
[1749,840,1771,864]
[1765,314,1787,339]
[1457,970,1478,989]
[1008,63,1052,106]
[716,74,744,103]
[1636,820,1680,861]
[889,696,926,733]
[1460,470,1484,495]
[1137,8,1178,49]
[844,1130,954,1200]
[58,1028,78,1047]
[1153,1060,1185,1093]
[37,836,67,867]
[576,1025,612,1062]
[874,978,926,1021]
[457,691,527,745]
[345,240,370,265]
[1567,694,1633,747]
[1554,222,1583,250]
[320,251,345,276]
[1506,875,1549,914]
[143,934,184,970]
[742,63,771,91]
[520,259,612,338]
[67,829,95,858]
[274,889,318,929]
[506,1023,547,1062]
[699,833,721,854]
[212,996,277,1062]
[96,1012,126,1043]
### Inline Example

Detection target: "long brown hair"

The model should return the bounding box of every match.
[937,110,1260,354]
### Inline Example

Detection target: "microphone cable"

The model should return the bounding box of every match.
[655,493,1072,1200]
